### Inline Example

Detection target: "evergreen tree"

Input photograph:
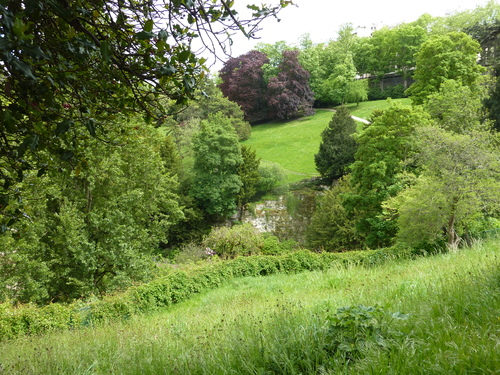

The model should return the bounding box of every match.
[306,175,363,251]
[315,107,357,183]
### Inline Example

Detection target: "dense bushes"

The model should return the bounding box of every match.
[368,83,406,100]
[0,247,410,341]
[203,223,263,259]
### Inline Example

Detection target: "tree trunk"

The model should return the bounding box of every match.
[447,212,461,249]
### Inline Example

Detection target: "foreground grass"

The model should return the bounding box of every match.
[2,239,500,374]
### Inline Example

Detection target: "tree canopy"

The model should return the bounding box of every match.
[190,113,243,218]
[267,50,315,120]
[0,0,291,229]
[343,104,431,248]
[387,127,500,248]
[219,50,270,123]
[406,32,486,104]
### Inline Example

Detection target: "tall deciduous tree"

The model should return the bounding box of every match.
[176,80,252,141]
[317,54,358,105]
[219,50,270,123]
[315,107,357,182]
[267,50,315,120]
[343,104,431,248]
[255,40,294,82]
[424,79,491,134]
[406,32,486,104]
[386,127,500,248]
[190,113,243,218]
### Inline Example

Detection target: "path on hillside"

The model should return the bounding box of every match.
[323,108,371,124]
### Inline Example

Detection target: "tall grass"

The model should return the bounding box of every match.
[2,239,499,374]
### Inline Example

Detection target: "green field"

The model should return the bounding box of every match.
[345,98,412,120]
[243,99,411,183]
[2,238,499,374]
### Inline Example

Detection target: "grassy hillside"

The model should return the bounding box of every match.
[243,99,411,183]
[345,98,412,120]
[2,238,499,374]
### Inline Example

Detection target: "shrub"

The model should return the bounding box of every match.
[203,223,264,259]
[0,247,411,341]
[257,161,287,194]
[174,242,213,264]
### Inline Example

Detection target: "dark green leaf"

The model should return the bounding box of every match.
[55,119,74,136]
[11,59,36,80]
[18,133,39,157]
[158,29,168,41]
[85,118,96,136]
[159,65,177,76]
[0,194,9,207]
[144,19,154,33]
[100,40,111,64]
[37,166,47,177]
[2,109,16,132]
[178,50,191,62]
[23,45,49,59]
[134,31,155,40]
[59,149,74,161]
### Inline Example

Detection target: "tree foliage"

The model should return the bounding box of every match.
[387,127,500,248]
[190,113,243,218]
[306,175,363,251]
[343,104,431,248]
[255,40,295,82]
[0,0,291,229]
[267,50,315,120]
[176,80,251,141]
[237,145,261,214]
[406,32,486,104]
[424,79,491,134]
[0,122,182,303]
[315,107,357,182]
[219,50,270,123]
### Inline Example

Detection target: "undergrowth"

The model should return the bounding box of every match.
[0,239,499,374]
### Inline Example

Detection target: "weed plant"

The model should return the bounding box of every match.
[1,239,499,374]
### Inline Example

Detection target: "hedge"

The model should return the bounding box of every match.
[0,247,410,341]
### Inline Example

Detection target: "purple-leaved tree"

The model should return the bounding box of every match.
[219,50,270,123]
[267,50,315,120]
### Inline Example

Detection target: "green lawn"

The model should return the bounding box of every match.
[3,238,499,374]
[344,98,412,120]
[242,109,333,183]
[243,99,411,183]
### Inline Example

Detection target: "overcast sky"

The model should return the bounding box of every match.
[206,0,494,71]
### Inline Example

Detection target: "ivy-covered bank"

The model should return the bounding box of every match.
[0,247,410,341]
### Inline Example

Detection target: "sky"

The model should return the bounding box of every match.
[205,0,494,71]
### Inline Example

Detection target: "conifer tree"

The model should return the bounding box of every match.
[314,107,357,182]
